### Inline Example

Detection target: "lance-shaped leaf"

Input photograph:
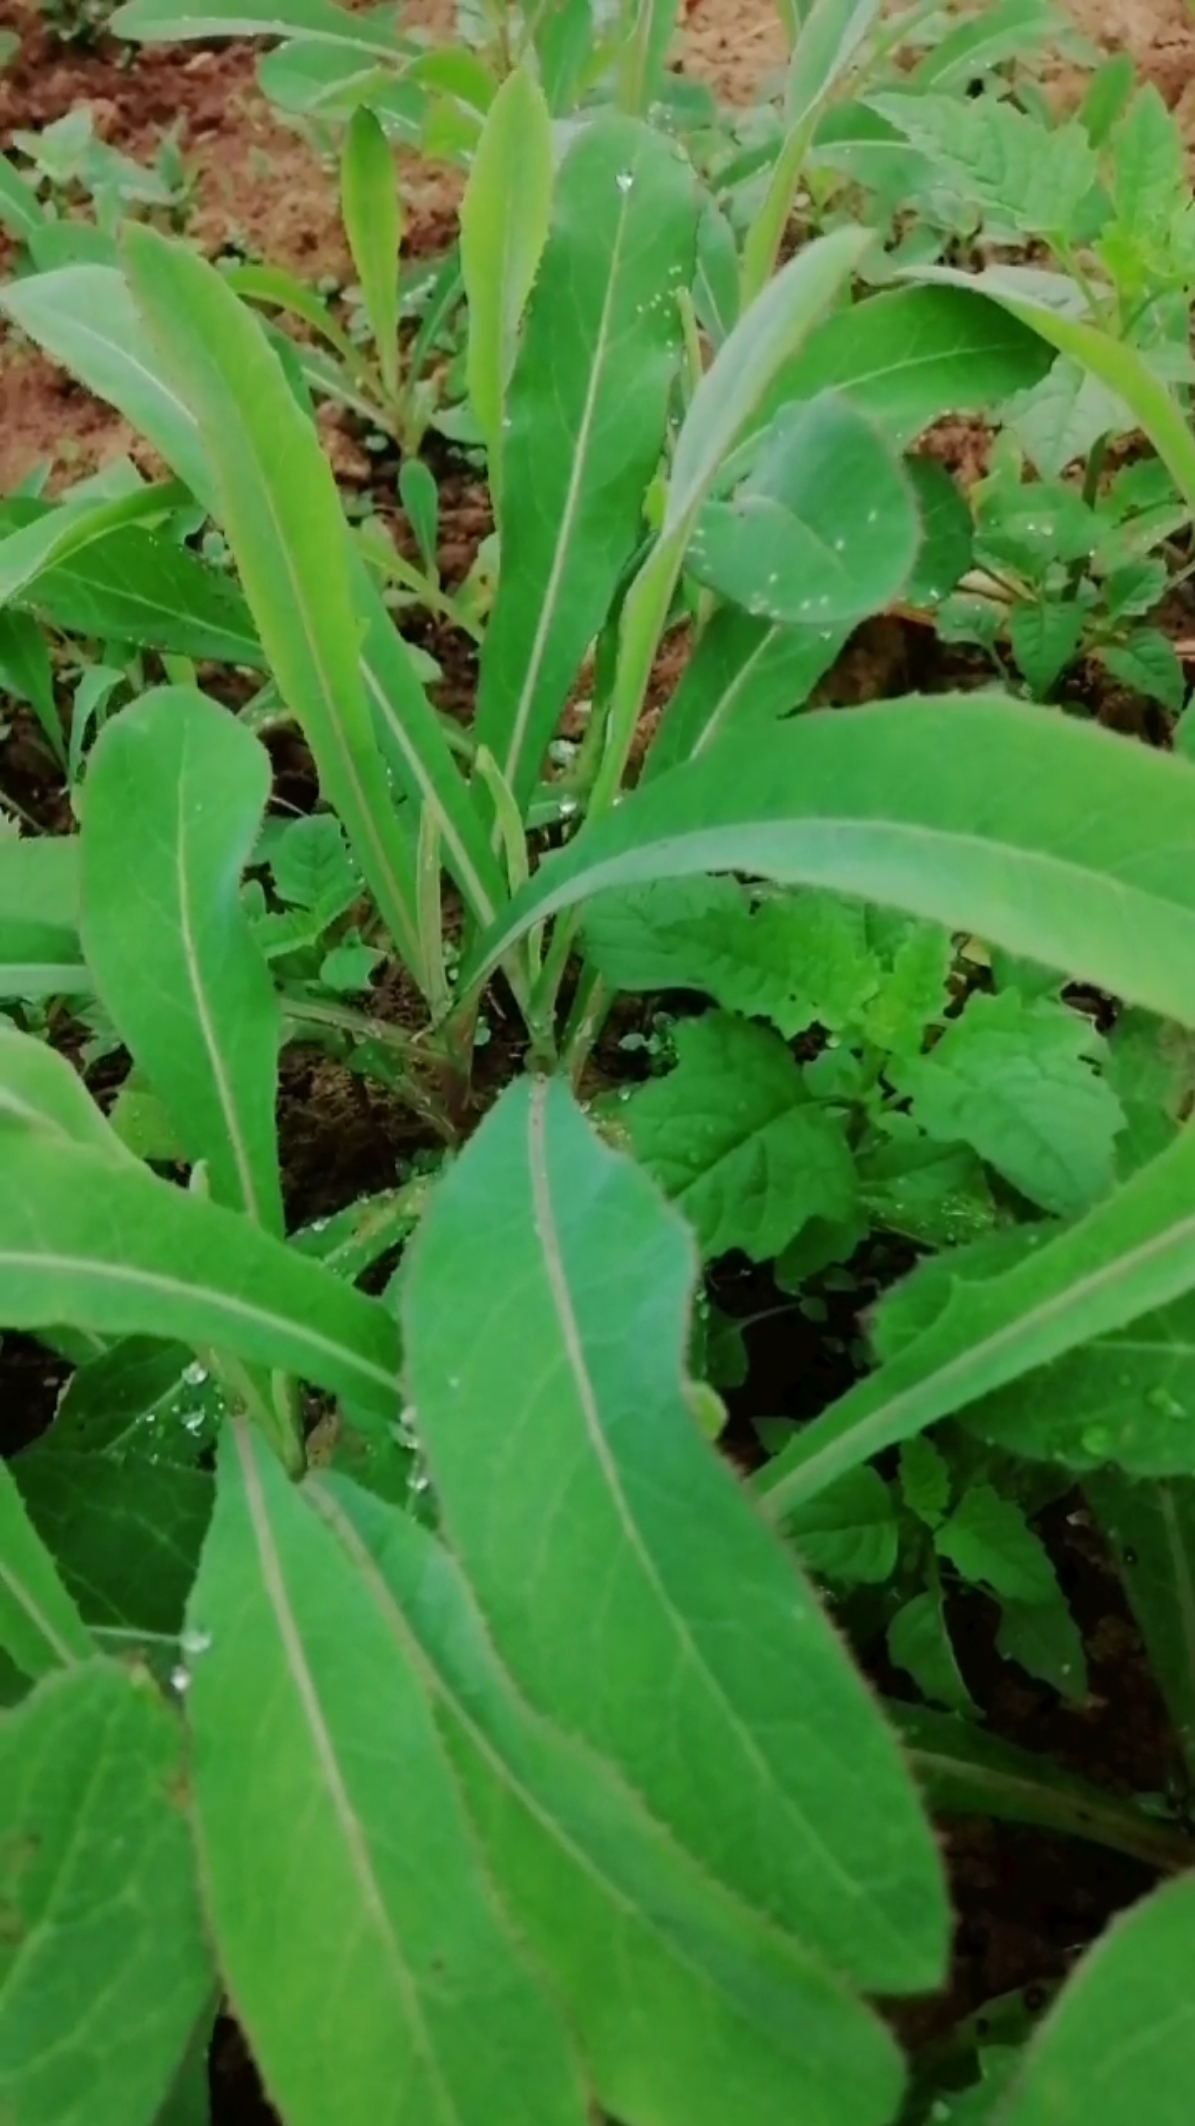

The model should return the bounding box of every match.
[0,1018,133,1156]
[340,107,401,401]
[459,66,553,488]
[81,687,283,1232]
[0,481,188,613]
[0,1661,212,2126]
[997,1872,1195,2126]
[0,267,213,507]
[110,0,401,55]
[0,1463,94,1681]
[0,1133,398,1421]
[118,227,429,980]
[473,113,699,814]
[755,1114,1195,1515]
[403,1075,947,1994]
[1086,1472,1195,1776]
[309,1472,906,2126]
[466,697,1195,1031]
[186,1423,590,2126]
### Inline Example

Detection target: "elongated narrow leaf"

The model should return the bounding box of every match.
[1086,1472,1195,1774]
[0,151,45,242]
[403,1075,947,1993]
[893,1702,1192,1873]
[5,503,262,663]
[473,114,699,813]
[341,107,401,400]
[784,0,881,131]
[756,1115,1195,1513]
[0,1463,93,1681]
[0,1661,212,2126]
[310,1473,906,2126]
[911,265,1195,515]
[997,1872,1195,2126]
[119,228,427,979]
[758,283,1052,444]
[469,697,1195,1031]
[0,267,213,507]
[110,0,400,53]
[459,66,553,484]
[0,1134,398,1420]
[81,687,283,1231]
[187,1423,589,2126]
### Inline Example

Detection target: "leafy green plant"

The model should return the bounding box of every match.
[8,5,1195,2123]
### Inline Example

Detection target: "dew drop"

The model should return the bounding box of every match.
[169,1665,192,1695]
[615,170,634,193]
[182,1361,208,1387]
[180,1626,213,1658]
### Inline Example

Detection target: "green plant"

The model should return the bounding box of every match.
[8,4,1195,2123]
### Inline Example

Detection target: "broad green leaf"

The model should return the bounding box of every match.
[468,697,1195,1034]
[996,1591,1088,1702]
[893,1702,1188,1871]
[0,1661,212,2126]
[890,990,1125,1217]
[473,114,698,813]
[312,1472,906,2126]
[1086,1472,1195,1772]
[0,267,213,507]
[686,392,920,626]
[1005,356,1131,477]
[0,482,188,614]
[757,285,1052,447]
[871,93,1098,239]
[0,1462,93,1680]
[0,1133,398,1420]
[51,1337,228,1461]
[935,1484,1057,1604]
[582,877,879,1034]
[756,1114,1195,1514]
[0,836,87,999]
[404,1075,948,1992]
[341,107,400,399]
[780,1466,898,1584]
[3,504,262,663]
[911,266,1195,519]
[187,1423,589,2126]
[459,66,553,485]
[81,687,283,1231]
[1109,84,1185,239]
[0,1018,132,1157]
[110,0,400,53]
[120,227,426,978]
[997,1873,1195,2126]
[13,1448,214,1637]
[621,1012,857,1260]
[644,609,846,776]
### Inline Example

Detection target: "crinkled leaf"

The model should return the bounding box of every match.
[780,1467,898,1585]
[1008,600,1085,696]
[0,1660,212,2126]
[623,1012,858,1260]
[890,989,1124,1217]
[871,93,1099,238]
[404,1075,948,1992]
